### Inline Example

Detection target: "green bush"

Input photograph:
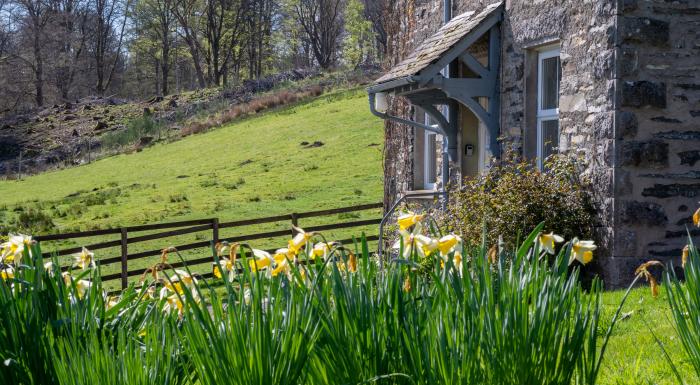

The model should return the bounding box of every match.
[442,155,595,249]
[102,116,162,149]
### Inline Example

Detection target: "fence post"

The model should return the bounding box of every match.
[212,218,220,245]
[290,213,298,236]
[120,227,128,290]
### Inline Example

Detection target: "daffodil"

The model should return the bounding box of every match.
[271,249,293,278]
[438,234,462,256]
[682,245,689,268]
[397,211,425,230]
[538,232,564,255]
[569,240,596,265]
[72,247,95,270]
[249,249,274,272]
[163,294,184,317]
[1,265,14,280]
[63,273,92,299]
[105,295,120,310]
[694,207,700,227]
[416,235,439,256]
[393,224,430,259]
[288,226,314,255]
[213,257,236,282]
[309,242,332,260]
[1,234,32,265]
[160,270,198,300]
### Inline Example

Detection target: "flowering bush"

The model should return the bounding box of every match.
[0,212,635,385]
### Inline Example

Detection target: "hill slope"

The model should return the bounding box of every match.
[0,88,384,234]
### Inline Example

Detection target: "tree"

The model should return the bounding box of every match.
[13,0,51,106]
[204,0,246,86]
[172,0,206,88]
[292,0,343,69]
[361,0,387,59]
[50,0,90,100]
[134,0,174,95]
[342,0,373,68]
[92,0,130,95]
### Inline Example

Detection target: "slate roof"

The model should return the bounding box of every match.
[374,2,503,86]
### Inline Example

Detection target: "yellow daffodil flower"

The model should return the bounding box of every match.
[163,294,184,317]
[569,240,596,265]
[1,233,32,265]
[393,225,429,259]
[63,273,93,300]
[213,257,236,282]
[73,247,96,270]
[249,249,274,272]
[682,245,689,268]
[309,242,332,260]
[271,249,293,278]
[1,265,14,280]
[397,211,425,230]
[416,234,439,256]
[288,226,314,255]
[694,207,700,227]
[538,232,564,255]
[438,234,462,256]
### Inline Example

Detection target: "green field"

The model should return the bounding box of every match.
[0,88,384,285]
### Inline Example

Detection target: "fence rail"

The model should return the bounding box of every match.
[34,202,383,290]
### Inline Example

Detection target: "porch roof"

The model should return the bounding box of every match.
[371,2,503,92]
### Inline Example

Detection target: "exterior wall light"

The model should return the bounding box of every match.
[374,92,389,113]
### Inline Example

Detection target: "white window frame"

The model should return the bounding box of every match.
[423,112,439,190]
[536,46,560,169]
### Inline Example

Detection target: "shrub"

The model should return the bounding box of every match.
[102,116,162,149]
[14,209,56,233]
[442,154,595,249]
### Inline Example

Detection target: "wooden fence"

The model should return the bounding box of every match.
[34,202,383,289]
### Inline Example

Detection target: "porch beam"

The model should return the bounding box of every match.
[459,52,490,79]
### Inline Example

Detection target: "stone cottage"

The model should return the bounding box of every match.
[367,0,699,287]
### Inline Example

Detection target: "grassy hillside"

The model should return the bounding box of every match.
[0,88,384,285]
[0,88,383,232]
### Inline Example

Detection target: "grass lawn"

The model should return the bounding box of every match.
[599,285,696,384]
[0,87,384,285]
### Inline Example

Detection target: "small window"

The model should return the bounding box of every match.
[537,47,561,169]
[424,113,438,189]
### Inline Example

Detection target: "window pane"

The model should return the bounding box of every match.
[541,119,559,160]
[426,133,437,184]
[540,56,560,110]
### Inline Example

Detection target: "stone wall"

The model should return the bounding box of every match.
[612,0,700,284]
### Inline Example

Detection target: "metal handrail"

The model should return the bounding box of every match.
[377,191,448,267]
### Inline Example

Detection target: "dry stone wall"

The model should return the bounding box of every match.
[613,0,700,284]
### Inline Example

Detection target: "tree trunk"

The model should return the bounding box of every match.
[33,32,44,106]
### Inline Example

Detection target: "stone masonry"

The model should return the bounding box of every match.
[379,0,699,287]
